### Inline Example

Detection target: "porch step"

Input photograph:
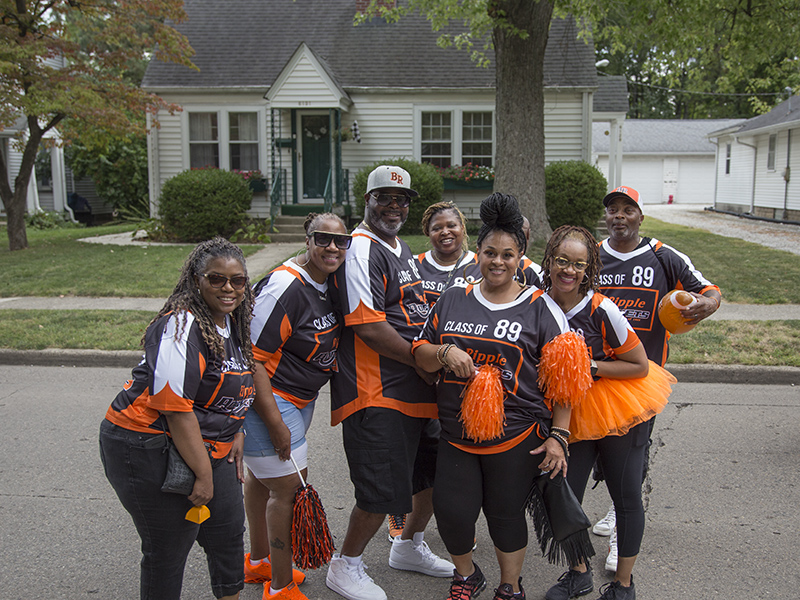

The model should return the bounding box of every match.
[271,215,307,243]
[269,233,307,243]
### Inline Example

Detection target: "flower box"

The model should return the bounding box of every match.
[249,178,268,193]
[443,178,493,191]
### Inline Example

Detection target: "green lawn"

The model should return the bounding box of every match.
[1,219,799,364]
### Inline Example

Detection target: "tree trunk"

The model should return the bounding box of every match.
[492,0,554,244]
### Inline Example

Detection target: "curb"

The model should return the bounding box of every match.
[1,349,797,385]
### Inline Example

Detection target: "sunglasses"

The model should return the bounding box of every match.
[553,256,589,272]
[370,192,411,208]
[310,230,353,249]
[202,273,248,290]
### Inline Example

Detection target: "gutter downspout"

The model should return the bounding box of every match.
[783,129,791,220]
[735,136,758,213]
[710,137,720,210]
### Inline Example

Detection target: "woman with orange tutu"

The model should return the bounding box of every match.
[542,226,675,600]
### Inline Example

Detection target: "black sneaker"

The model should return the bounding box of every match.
[545,566,593,600]
[449,563,487,600]
[597,579,635,600]
[493,577,525,599]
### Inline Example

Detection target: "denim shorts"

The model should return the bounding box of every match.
[243,392,315,457]
[98,419,244,599]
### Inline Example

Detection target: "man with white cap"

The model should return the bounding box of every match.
[326,165,454,600]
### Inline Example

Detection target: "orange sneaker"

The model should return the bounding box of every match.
[387,513,406,541]
[263,581,308,600]
[244,553,306,585]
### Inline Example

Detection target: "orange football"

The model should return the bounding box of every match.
[658,290,698,334]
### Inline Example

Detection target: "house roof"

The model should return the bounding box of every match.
[707,94,800,137]
[593,119,745,154]
[593,75,628,114]
[142,0,597,91]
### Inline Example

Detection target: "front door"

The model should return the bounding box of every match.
[297,113,331,202]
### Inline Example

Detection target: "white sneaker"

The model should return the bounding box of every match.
[593,504,616,536]
[326,553,387,600]
[388,533,455,577]
[605,529,618,572]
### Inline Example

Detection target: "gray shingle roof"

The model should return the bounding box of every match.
[593,75,628,113]
[710,94,800,136]
[142,0,597,91]
[593,119,745,154]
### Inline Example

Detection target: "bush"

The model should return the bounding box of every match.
[545,161,607,231]
[26,210,79,230]
[352,159,444,235]
[158,169,252,242]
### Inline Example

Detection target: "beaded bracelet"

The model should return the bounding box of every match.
[548,432,570,457]
[550,426,571,438]
[440,343,455,369]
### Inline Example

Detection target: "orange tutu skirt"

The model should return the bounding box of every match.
[569,361,676,442]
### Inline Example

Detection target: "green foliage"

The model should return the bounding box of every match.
[352,159,444,235]
[26,211,79,230]
[544,161,607,231]
[65,134,149,214]
[158,169,252,242]
[231,220,272,244]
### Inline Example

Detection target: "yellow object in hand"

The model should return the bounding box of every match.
[185,505,211,523]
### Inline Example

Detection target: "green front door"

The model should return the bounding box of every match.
[300,114,330,200]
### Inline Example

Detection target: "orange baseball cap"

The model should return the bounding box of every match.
[602,186,642,211]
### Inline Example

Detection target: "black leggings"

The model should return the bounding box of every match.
[567,420,650,558]
[433,430,543,555]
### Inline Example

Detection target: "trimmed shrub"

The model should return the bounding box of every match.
[352,159,444,235]
[545,161,607,231]
[158,169,252,242]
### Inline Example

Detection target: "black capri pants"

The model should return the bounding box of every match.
[433,428,543,555]
[566,420,650,558]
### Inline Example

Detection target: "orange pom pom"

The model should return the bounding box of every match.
[537,331,593,408]
[459,364,505,443]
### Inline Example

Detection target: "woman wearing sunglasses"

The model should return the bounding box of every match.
[100,237,256,600]
[242,212,350,600]
[541,226,674,600]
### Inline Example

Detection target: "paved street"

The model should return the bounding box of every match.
[0,366,797,599]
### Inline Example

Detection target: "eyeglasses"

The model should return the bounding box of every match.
[553,257,589,272]
[202,273,248,290]
[310,231,353,249]
[370,192,411,208]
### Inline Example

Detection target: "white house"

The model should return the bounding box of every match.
[708,95,800,220]
[142,0,605,221]
[593,118,744,204]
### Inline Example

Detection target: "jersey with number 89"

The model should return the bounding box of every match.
[597,237,719,366]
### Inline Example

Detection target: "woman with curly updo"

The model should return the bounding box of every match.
[413,193,581,600]
[100,236,256,600]
[541,226,674,600]
[242,213,350,600]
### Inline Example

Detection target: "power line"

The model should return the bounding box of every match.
[600,72,789,97]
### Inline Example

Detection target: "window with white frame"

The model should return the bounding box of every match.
[229,112,259,171]
[725,143,731,175]
[189,112,219,169]
[767,134,777,171]
[418,108,494,168]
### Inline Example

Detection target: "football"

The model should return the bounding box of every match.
[658,290,698,334]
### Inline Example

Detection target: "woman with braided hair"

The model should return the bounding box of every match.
[413,193,583,600]
[541,226,674,600]
[100,236,256,600]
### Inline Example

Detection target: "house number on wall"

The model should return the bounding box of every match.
[298,101,311,106]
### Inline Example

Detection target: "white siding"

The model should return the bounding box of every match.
[788,129,800,211]
[753,131,789,210]
[714,135,755,208]
[543,91,585,163]
[619,157,663,205]
[270,55,344,108]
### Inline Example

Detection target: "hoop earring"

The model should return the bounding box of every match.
[295,248,311,268]
[516,266,528,288]
[463,263,483,285]
[581,273,590,284]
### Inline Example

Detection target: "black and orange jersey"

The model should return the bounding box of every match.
[329,229,436,425]
[251,260,340,409]
[105,312,254,457]
[519,256,543,289]
[415,250,480,305]
[413,284,569,450]
[598,237,720,365]
[562,290,640,363]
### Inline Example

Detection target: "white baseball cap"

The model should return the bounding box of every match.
[366,165,418,197]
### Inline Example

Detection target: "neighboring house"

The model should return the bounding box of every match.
[593,118,744,204]
[708,95,800,220]
[142,0,604,221]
